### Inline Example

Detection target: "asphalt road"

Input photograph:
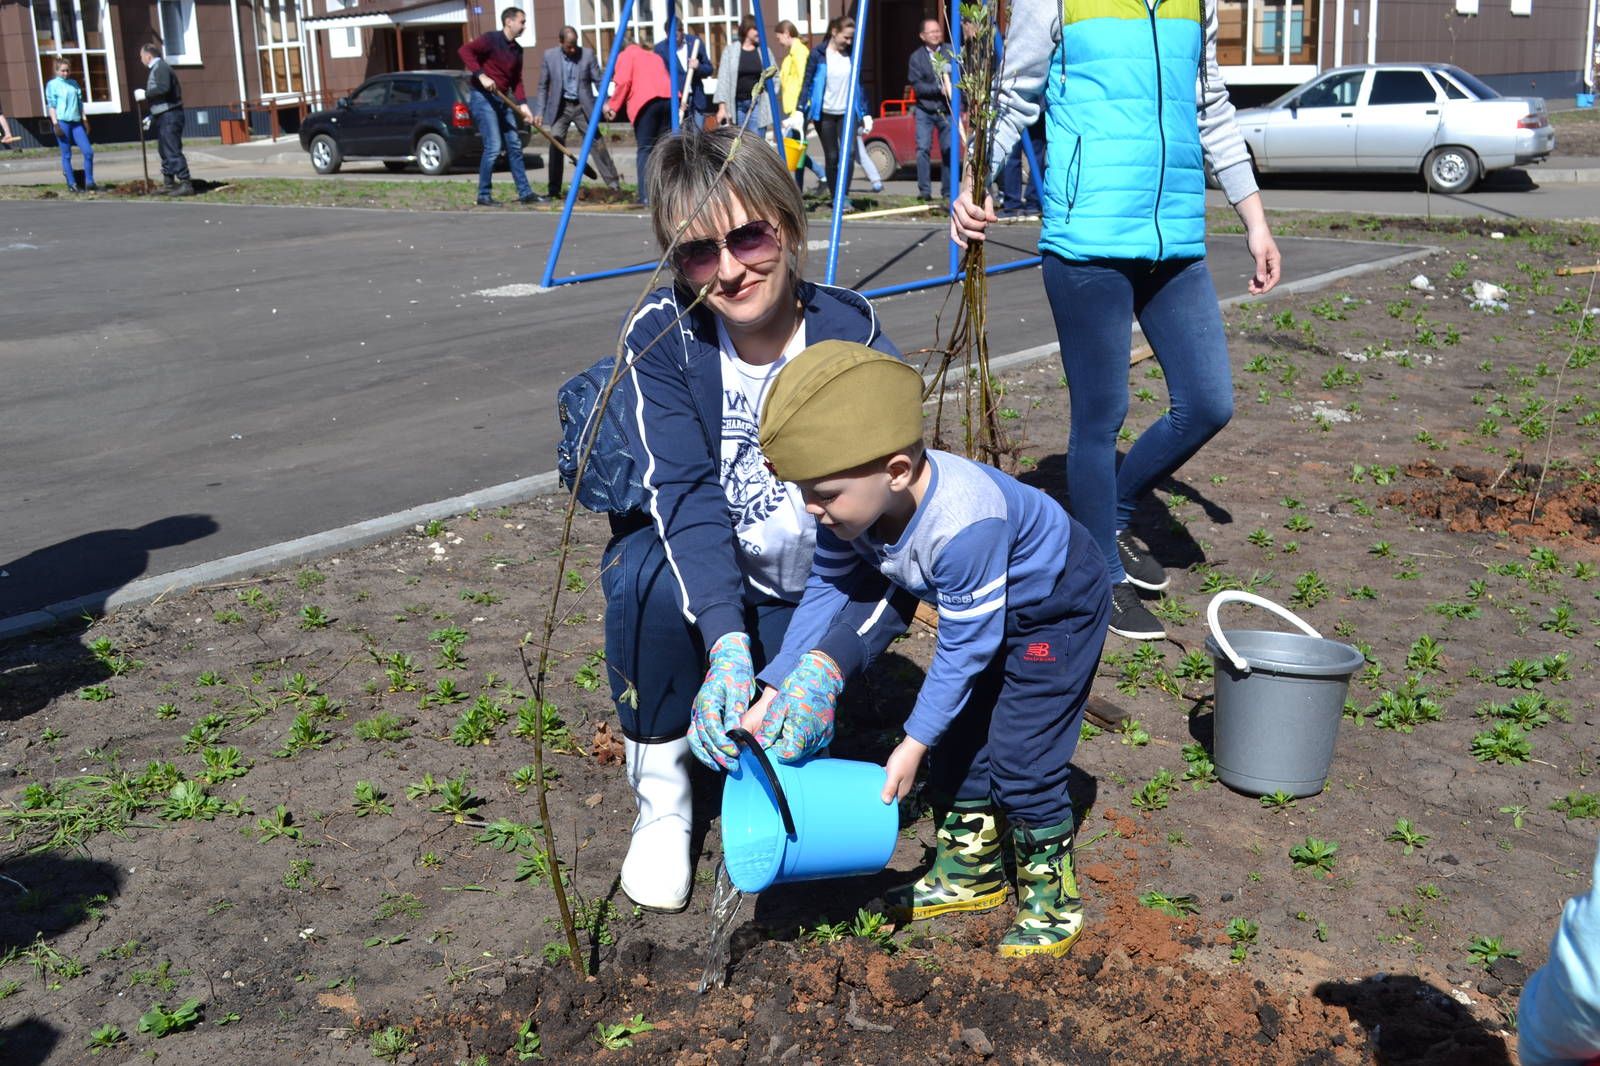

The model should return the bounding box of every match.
[1,200,1420,619]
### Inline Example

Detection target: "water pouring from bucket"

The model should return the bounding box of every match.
[719,728,899,894]
[1203,592,1365,798]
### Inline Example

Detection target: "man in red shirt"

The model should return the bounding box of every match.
[459,7,547,206]
[602,37,670,206]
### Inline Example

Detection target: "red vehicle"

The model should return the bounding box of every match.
[859,91,943,180]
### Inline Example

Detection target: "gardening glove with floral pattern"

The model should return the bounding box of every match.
[753,651,843,763]
[688,632,755,770]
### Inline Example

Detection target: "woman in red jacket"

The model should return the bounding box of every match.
[604,37,671,206]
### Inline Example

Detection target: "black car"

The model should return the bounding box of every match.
[299,70,483,176]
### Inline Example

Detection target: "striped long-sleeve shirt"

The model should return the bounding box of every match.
[765,450,1076,747]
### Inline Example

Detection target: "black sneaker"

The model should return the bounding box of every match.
[1115,530,1169,591]
[518,191,549,205]
[476,196,499,207]
[1109,582,1165,641]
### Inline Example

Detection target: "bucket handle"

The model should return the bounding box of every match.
[727,727,797,839]
[1206,591,1322,675]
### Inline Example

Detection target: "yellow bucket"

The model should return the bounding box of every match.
[783,133,807,170]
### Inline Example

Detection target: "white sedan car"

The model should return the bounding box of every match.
[1235,64,1555,193]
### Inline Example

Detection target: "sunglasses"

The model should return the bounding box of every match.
[672,219,782,284]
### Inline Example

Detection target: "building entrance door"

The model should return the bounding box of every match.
[402,27,463,70]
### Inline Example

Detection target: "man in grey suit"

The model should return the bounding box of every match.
[534,26,622,198]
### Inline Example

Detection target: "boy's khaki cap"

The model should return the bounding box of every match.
[759,340,923,482]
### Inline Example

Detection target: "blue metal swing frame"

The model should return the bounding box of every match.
[537,1,1045,298]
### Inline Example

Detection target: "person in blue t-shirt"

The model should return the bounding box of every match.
[45,60,95,192]
[728,340,1111,958]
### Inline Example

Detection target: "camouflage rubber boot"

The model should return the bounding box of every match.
[999,818,1084,958]
[884,800,1009,923]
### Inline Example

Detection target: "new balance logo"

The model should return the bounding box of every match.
[1022,642,1056,663]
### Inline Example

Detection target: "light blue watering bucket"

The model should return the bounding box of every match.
[720,728,899,893]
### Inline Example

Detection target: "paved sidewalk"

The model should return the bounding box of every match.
[5,133,1598,190]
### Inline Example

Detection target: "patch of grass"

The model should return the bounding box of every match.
[1385,818,1430,855]
[353,781,393,817]
[1138,891,1199,918]
[1466,935,1520,968]
[355,712,410,742]
[592,1013,656,1051]
[1289,837,1339,879]
[1549,791,1600,821]
[1471,723,1533,765]
[137,998,201,1037]
[370,1024,413,1061]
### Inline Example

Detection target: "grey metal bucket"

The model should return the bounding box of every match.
[1203,592,1365,797]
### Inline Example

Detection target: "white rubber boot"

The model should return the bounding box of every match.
[619,736,693,912]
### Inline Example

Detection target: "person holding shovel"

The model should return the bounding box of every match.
[657,25,714,129]
[138,43,191,196]
[45,59,94,192]
[950,0,1282,641]
[534,27,622,199]
[596,127,908,913]
[745,342,1112,958]
[458,7,546,207]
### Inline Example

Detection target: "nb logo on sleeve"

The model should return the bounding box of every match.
[1022,642,1056,663]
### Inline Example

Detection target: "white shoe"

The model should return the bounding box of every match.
[619,736,693,912]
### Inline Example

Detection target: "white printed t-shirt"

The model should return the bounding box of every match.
[716,318,815,602]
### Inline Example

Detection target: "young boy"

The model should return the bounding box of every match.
[753,339,1111,957]
[45,60,94,192]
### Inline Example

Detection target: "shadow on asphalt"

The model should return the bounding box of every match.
[1,513,218,621]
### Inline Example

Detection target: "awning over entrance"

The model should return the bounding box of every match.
[302,0,465,29]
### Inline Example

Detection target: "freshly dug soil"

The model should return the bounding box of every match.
[1385,459,1600,544]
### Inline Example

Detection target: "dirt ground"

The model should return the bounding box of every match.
[1550,108,1600,158]
[3,213,1598,1065]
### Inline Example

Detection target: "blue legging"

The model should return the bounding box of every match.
[57,120,93,188]
[1042,255,1233,584]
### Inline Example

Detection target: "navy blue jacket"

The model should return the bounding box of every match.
[655,34,713,114]
[621,281,900,649]
[907,44,953,113]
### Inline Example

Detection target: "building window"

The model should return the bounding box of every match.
[257,0,308,96]
[324,0,361,59]
[1508,0,1531,13]
[674,0,740,59]
[777,0,826,39]
[158,0,202,63]
[33,0,120,112]
[567,0,739,70]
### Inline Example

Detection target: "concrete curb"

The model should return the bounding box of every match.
[1526,166,1600,184]
[0,238,1438,646]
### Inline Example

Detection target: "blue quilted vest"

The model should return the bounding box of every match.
[1040,0,1206,262]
